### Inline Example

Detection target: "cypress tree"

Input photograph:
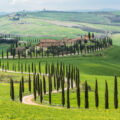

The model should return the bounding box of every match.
[34,65,36,74]
[105,80,109,109]
[21,76,24,92]
[21,63,23,73]
[18,51,20,59]
[10,79,14,101]
[7,50,8,59]
[88,32,91,40]
[71,65,73,89]
[37,74,40,96]
[95,79,99,108]
[45,62,47,74]
[19,81,22,102]
[40,79,43,103]
[76,70,80,108]
[7,61,9,70]
[32,62,34,73]
[28,74,31,93]
[43,75,46,94]
[54,75,56,89]
[33,74,36,100]
[28,64,30,73]
[61,77,65,107]
[57,76,60,91]
[67,76,70,108]
[49,75,52,105]
[85,81,89,109]
[114,76,118,109]
[39,62,41,74]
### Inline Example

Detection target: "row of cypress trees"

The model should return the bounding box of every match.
[10,62,118,109]
[1,36,112,59]
[0,60,42,74]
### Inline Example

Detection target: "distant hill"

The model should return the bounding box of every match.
[24,10,120,25]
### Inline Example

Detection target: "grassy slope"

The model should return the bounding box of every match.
[0,17,86,40]
[0,11,120,40]
[1,46,120,76]
[0,46,120,119]
[0,83,119,120]
[0,11,120,120]
[112,34,120,46]
[27,11,111,24]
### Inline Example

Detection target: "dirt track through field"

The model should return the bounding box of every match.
[22,77,74,109]
[0,69,73,108]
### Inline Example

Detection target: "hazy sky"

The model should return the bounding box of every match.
[0,0,120,12]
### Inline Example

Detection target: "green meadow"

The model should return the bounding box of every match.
[0,11,120,120]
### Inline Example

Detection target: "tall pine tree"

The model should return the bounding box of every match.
[85,81,89,109]
[114,76,118,109]
[105,81,109,109]
[95,79,99,108]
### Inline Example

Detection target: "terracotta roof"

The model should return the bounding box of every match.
[40,39,60,43]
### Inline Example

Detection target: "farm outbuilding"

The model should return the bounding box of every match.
[15,46,26,54]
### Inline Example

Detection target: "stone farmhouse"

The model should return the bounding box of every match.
[38,36,87,48]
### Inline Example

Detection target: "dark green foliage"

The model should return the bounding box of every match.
[32,62,34,73]
[28,74,31,93]
[43,75,46,94]
[10,79,14,101]
[33,74,36,100]
[76,70,80,108]
[49,75,52,105]
[61,77,65,107]
[19,81,22,102]
[39,62,41,74]
[71,65,74,89]
[67,76,70,108]
[21,76,24,93]
[88,32,91,40]
[37,74,40,96]
[45,62,47,74]
[40,79,43,103]
[21,63,23,73]
[105,81,109,109]
[7,50,8,59]
[114,76,118,109]
[85,81,89,109]
[95,80,99,108]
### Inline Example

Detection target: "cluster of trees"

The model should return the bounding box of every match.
[1,35,112,59]
[0,60,42,74]
[0,34,19,44]
[46,37,112,57]
[10,62,118,109]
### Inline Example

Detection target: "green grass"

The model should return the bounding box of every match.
[27,11,112,24]
[38,74,120,109]
[0,69,120,119]
[0,45,120,119]
[0,17,87,40]
[1,46,120,76]
[0,82,119,120]
[0,11,120,119]
[0,12,120,42]
[112,34,120,46]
